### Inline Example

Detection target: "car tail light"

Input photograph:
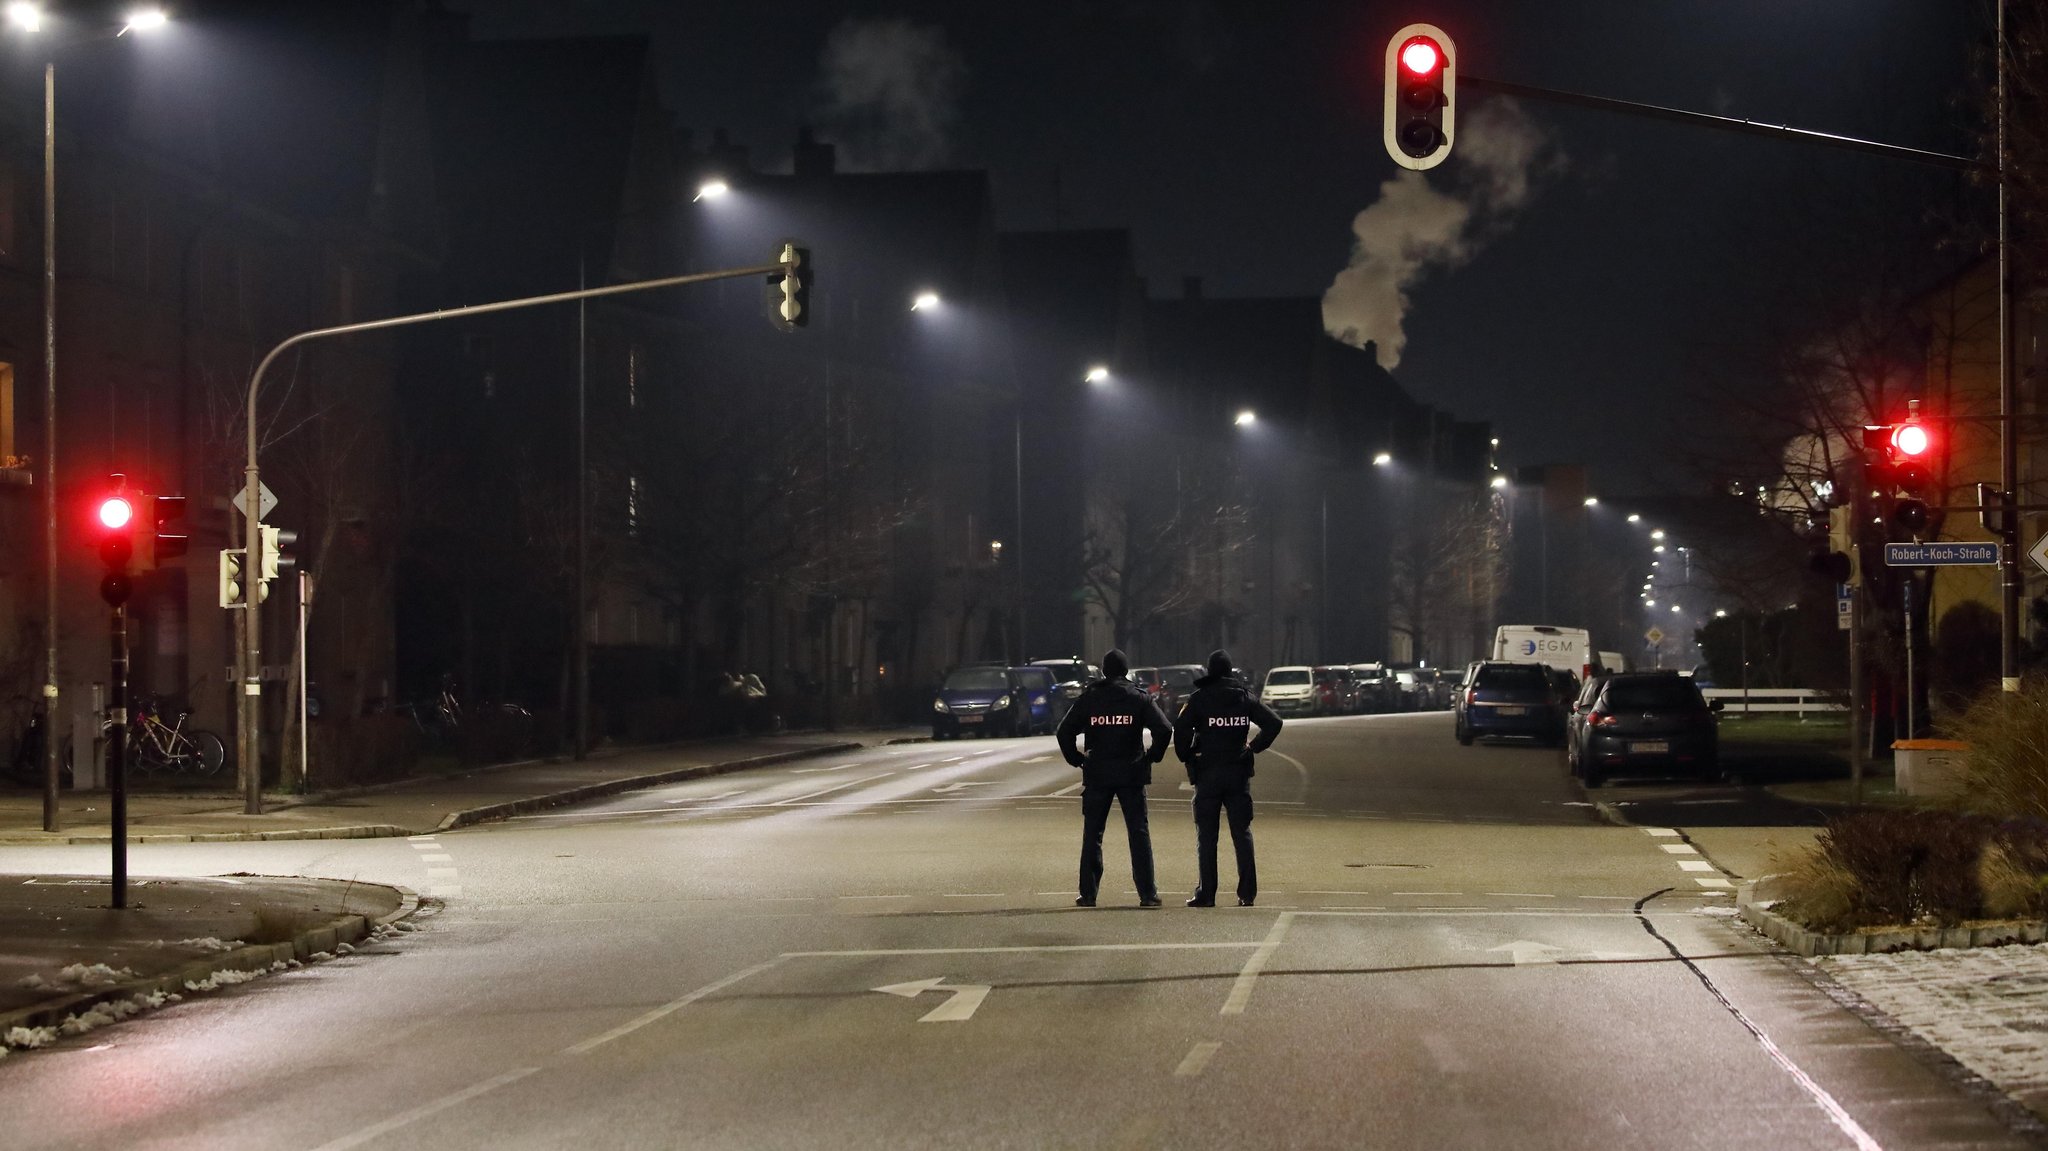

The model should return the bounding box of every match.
[1590,710,1618,727]
[1465,688,1476,707]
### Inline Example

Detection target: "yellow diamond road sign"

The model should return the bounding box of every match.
[1644,627,1665,646]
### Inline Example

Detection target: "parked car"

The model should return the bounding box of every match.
[1260,666,1321,716]
[932,666,1029,738]
[1313,666,1359,714]
[1131,666,1162,704]
[1454,661,1565,745]
[1007,665,1061,735]
[1349,664,1394,713]
[1155,664,1204,717]
[1571,671,1722,788]
[1392,669,1428,712]
[1418,668,1455,710]
[1029,658,1099,705]
[1562,674,1607,776]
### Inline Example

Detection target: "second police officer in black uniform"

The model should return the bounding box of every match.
[1173,649,1283,907]
[1056,650,1172,908]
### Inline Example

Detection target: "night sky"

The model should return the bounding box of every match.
[458,1,1992,496]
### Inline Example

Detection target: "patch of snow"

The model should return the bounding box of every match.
[308,951,334,962]
[1694,906,1740,917]
[1818,941,2048,1105]
[171,937,240,952]
[182,968,264,993]
[335,942,355,955]
[6,1025,57,1049]
[15,974,49,991]
[55,963,136,988]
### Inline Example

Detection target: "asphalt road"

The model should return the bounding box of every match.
[0,713,2031,1149]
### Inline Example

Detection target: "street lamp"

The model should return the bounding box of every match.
[1626,513,1640,523]
[1583,496,1599,507]
[13,1,167,831]
[1372,451,1392,466]
[1235,409,1257,427]
[1489,473,1507,489]
[910,290,941,312]
[693,178,730,201]
[1084,365,1109,384]
[1650,529,1665,540]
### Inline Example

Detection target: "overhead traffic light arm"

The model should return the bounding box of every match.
[1457,74,1983,174]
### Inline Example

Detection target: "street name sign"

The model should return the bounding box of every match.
[1883,542,1998,567]
[2031,532,2048,576]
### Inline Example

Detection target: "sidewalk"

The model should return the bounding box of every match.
[0,728,922,845]
[0,872,407,1049]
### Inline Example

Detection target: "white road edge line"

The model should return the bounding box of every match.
[566,956,787,1055]
[311,1067,540,1151]
[1221,912,1293,1016]
[1174,1041,1223,1078]
[784,943,1260,958]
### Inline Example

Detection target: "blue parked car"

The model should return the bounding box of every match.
[1453,661,1565,746]
[1007,665,1062,735]
[932,665,1028,739]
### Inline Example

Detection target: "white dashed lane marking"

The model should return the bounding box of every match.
[1174,1042,1223,1078]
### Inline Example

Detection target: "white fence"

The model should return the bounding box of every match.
[1701,688,1845,717]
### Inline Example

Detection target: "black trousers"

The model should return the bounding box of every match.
[1193,786,1255,902]
[1079,784,1156,901]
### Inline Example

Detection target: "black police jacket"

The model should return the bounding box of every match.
[1172,673,1283,787]
[1055,677,1172,788]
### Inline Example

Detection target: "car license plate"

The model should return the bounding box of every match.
[1631,740,1668,754]
[1496,706,1527,716]
[958,715,983,724]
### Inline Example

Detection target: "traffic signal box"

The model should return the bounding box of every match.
[1863,417,1937,539]
[1383,23,1456,170]
[764,239,812,332]
[94,484,136,606]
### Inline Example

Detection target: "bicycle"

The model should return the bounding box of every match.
[125,697,226,778]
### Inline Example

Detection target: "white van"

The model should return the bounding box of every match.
[1597,650,1627,675]
[1492,625,1596,680]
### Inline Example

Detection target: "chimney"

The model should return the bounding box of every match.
[794,125,837,179]
[1184,275,1203,300]
[1363,339,1379,366]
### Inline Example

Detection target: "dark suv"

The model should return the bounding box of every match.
[1571,672,1721,787]
[1454,662,1565,745]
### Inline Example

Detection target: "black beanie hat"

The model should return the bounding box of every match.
[1102,649,1129,679]
[1206,650,1234,678]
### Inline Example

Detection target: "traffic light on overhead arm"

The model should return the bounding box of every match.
[764,238,812,332]
[1383,23,1456,170]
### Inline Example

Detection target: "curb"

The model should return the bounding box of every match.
[434,741,865,830]
[0,824,411,847]
[0,741,868,845]
[884,736,934,745]
[1736,882,2048,957]
[0,879,419,1038]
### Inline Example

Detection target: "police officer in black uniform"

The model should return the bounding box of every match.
[1172,649,1283,907]
[1056,649,1172,907]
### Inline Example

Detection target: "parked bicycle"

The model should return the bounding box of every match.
[123,697,226,778]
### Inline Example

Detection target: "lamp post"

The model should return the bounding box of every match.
[11,2,168,831]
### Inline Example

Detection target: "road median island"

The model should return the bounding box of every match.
[0,874,412,1047]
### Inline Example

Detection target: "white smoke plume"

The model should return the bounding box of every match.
[817,18,967,171]
[1322,99,1561,368]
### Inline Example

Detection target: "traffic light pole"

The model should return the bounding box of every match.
[108,601,128,909]
[237,255,796,812]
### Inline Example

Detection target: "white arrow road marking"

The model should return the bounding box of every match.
[931,781,996,794]
[773,773,895,805]
[1488,940,1567,966]
[1021,755,1053,763]
[1048,781,1084,797]
[872,977,991,1022]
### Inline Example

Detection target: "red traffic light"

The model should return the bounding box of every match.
[1890,422,1931,458]
[98,496,134,530]
[1400,37,1442,77]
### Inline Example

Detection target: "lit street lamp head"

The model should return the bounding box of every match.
[693,178,730,201]
[1583,496,1599,507]
[1489,474,1507,489]
[1084,365,1110,384]
[6,2,40,32]
[1235,409,1257,427]
[911,291,941,312]
[120,6,167,33]
[1372,451,1392,466]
